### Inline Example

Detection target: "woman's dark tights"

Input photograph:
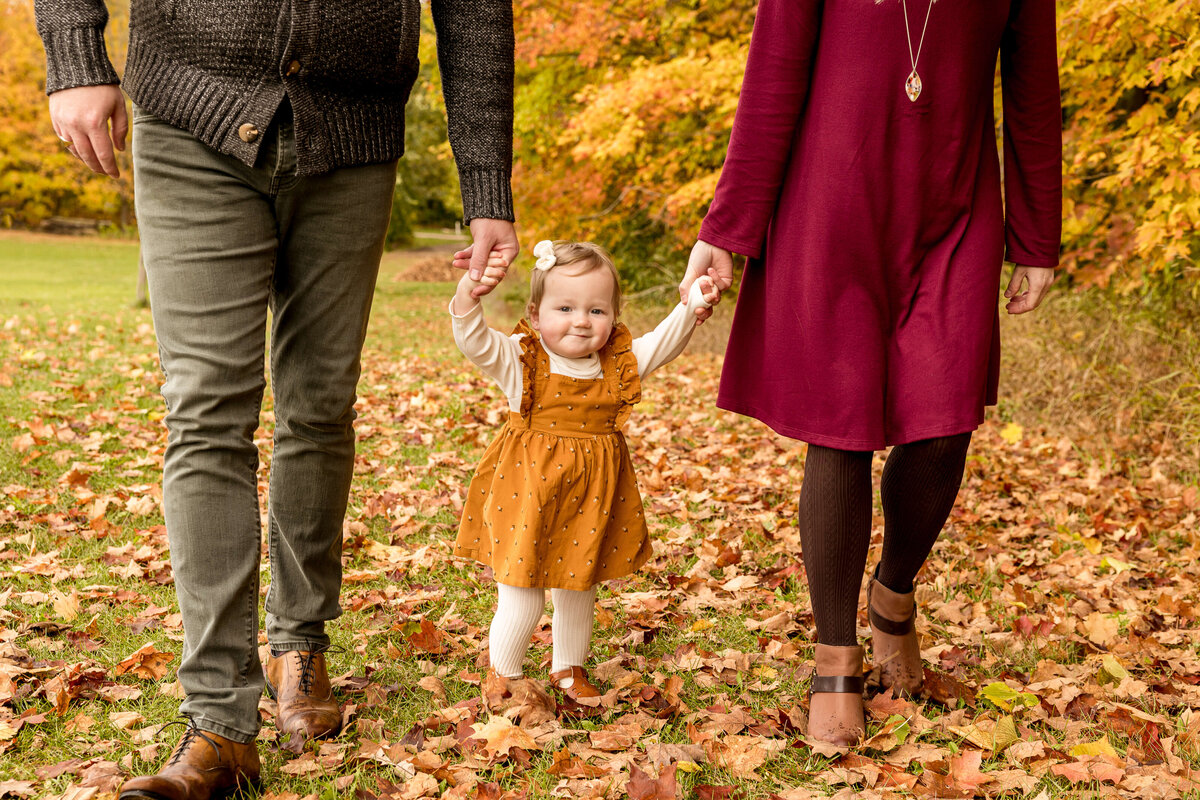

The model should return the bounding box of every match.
[797,433,972,647]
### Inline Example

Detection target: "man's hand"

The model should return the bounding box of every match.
[680,240,736,323]
[452,219,520,298]
[49,84,128,179]
[1004,265,1055,315]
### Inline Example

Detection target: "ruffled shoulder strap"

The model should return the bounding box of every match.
[512,319,544,419]
[604,323,642,427]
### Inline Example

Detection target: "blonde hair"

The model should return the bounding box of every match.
[527,240,623,317]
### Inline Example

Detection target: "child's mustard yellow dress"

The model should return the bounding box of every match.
[454,321,652,591]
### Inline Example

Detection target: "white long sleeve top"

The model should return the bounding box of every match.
[451,281,712,411]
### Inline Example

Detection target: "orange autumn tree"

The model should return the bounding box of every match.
[513,0,1199,292]
[0,0,133,228]
[512,0,754,291]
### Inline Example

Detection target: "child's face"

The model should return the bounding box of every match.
[530,265,617,359]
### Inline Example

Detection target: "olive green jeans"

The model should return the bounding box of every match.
[133,103,396,743]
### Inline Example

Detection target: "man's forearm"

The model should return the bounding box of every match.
[430,0,515,223]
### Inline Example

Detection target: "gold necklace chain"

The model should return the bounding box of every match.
[901,0,934,102]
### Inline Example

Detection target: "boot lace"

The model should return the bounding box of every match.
[291,644,339,695]
[295,651,319,695]
[159,719,221,766]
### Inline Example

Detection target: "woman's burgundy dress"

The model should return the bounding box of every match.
[700,0,1062,450]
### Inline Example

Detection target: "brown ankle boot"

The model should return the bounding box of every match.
[808,644,866,746]
[265,650,341,740]
[868,575,924,695]
[119,724,260,800]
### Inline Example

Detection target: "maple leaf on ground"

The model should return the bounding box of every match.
[703,735,785,781]
[469,715,540,759]
[645,743,705,771]
[394,772,439,800]
[40,664,109,714]
[280,752,323,776]
[922,750,992,798]
[589,722,642,751]
[626,763,678,800]
[1050,757,1126,785]
[34,758,93,781]
[79,760,123,792]
[108,710,145,730]
[921,667,976,708]
[0,780,36,798]
[695,786,736,800]
[114,643,175,680]
[404,618,451,655]
[864,689,916,720]
[481,671,556,727]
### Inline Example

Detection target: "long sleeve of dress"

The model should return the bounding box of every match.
[631,280,712,378]
[1000,0,1062,267]
[450,302,524,405]
[34,0,121,93]
[698,0,822,259]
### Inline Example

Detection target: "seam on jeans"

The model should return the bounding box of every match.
[240,456,261,691]
[265,483,279,631]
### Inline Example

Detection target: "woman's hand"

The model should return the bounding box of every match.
[680,240,735,323]
[1004,265,1055,314]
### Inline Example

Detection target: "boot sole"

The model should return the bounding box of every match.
[120,777,262,800]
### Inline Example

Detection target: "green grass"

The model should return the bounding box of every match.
[1,233,142,312]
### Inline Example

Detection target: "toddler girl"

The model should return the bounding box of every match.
[449,239,718,702]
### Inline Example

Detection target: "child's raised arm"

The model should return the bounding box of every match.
[449,253,525,405]
[631,276,719,378]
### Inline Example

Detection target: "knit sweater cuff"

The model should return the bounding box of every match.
[460,168,515,223]
[42,27,120,94]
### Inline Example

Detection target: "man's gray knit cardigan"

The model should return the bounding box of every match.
[33,0,515,222]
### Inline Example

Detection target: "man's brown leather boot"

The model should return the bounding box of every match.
[119,724,260,800]
[808,644,866,747]
[868,575,924,695]
[265,650,341,739]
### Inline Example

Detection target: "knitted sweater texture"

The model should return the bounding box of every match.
[33,0,514,221]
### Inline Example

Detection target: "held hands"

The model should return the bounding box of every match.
[452,250,510,315]
[695,275,721,307]
[453,219,520,298]
[1004,265,1055,315]
[680,240,736,323]
[49,84,128,178]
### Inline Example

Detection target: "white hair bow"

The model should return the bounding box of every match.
[533,240,557,271]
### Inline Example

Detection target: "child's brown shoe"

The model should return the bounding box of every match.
[550,666,603,716]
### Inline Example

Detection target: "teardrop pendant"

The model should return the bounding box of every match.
[905,69,923,102]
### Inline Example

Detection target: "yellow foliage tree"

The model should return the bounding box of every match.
[0,0,133,229]
[1058,0,1200,290]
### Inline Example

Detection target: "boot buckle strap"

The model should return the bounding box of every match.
[869,605,915,636]
[810,675,865,695]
